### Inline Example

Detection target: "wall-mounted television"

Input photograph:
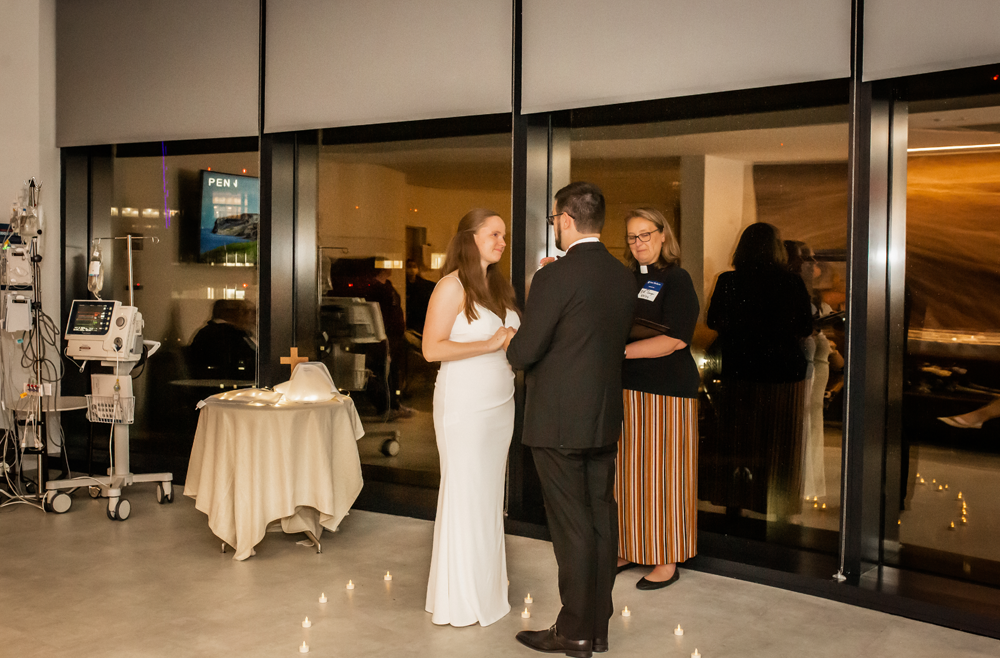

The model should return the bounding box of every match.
[199,170,259,265]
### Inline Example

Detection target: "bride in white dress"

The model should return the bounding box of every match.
[422,208,521,627]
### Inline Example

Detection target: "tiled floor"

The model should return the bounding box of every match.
[2,487,999,658]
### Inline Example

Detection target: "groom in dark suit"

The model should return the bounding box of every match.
[506,182,636,658]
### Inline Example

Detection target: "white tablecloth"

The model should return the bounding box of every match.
[184,393,365,560]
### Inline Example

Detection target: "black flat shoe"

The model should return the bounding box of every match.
[516,625,592,658]
[636,569,680,590]
[616,562,639,574]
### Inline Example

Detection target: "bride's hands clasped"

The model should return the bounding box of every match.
[488,326,517,352]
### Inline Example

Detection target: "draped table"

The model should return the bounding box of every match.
[184,392,365,560]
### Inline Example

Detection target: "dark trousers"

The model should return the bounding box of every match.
[531,445,618,641]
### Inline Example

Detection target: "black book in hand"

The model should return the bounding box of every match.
[629,318,670,341]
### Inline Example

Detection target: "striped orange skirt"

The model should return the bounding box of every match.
[616,390,698,565]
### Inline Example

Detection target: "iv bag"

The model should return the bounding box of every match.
[88,240,104,298]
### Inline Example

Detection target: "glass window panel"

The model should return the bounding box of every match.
[316,133,512,486]
[103,150,259,479]
[897,97,1000,585]
[568,107,849,553]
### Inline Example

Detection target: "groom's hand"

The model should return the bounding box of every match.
[539,256,557,268]
[503,326,517,350]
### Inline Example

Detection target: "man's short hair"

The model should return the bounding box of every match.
[554,182,606,234]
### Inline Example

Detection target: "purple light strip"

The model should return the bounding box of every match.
[161,141,170,228]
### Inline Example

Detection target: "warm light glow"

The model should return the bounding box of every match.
[908,142,1000,153]
[431,253,447,269]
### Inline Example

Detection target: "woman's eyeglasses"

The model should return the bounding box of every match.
[625,229,661,244]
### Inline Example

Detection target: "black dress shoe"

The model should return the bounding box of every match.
[593,637,608,653]
[636,568,680,590]
[516,625,593,658]
[616,562,639,574]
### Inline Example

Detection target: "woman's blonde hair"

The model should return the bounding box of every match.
[623,207,681,271]
[441,208,519,323]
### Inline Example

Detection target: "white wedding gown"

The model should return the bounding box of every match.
[425,292,519,627]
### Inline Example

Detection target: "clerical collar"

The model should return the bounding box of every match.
[565,237,601,252]
[640,265,648,274]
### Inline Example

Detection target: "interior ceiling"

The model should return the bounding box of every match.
[909,104,1000,150]
[317,102,1000,189]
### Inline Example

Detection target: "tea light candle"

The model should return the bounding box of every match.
[302,617,312,628]
[916,472,921,478]
[813,502,819,509]
[622,606,631,617]
[346,580,354,590]
[937,485,944,492]
[384,572,392,581]
[944,484,949,490]
[932,479,937,484]
[674,625,684,636]
[919,478,925,484]
[949,522,956,530]
[812,496,818,502]
[961,516,967,525]
[692,650,701,658]
[299,641,309,653]
[958,492,963,500]
[821,503,827,509]
[521,608,531,618]
[525,594,533,604]
[318,593,327,603]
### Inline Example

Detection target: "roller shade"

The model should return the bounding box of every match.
[56,0,259,147]
[265,0,513,133]
[864,0,1000,81]
[522,0,851,114]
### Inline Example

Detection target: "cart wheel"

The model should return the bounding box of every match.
[115,498,131,521]
[88,486,102,499]
[156,481,174,504]
[107,499,117,520]
[380,438,400,456]
[49,492,72,514]
[24,480,37,495]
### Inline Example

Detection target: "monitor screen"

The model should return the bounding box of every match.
[65,301,116,336]
[199,170,259,264]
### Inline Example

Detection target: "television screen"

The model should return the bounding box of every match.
[199,170,259,264]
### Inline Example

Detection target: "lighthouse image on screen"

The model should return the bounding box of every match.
[199,170,259,265]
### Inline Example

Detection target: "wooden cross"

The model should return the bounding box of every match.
[280,347,309,375]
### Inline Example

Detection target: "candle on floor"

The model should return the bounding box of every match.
[821,503,827,509]
[299,641,309,653]
[692,650,701,658]
[944,484,949,490]
[937,485,944,492]
[346,580,354,590]
[958,492,963,500]
[961,516,967,525]
[521,608,531,618]
[813,502,819,509]
[302,617,312,628]
[318,593,327,603]
[384,571,392,581]
[674,625,684,636]
[622,606,631,617]
[525,594,533,604]
[949,522,955,530]
[932,479,937,484]
[919,478,925,484]
[916,472,921,478]
[812,496,818,502]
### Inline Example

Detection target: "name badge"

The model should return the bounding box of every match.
[638,280,662,302]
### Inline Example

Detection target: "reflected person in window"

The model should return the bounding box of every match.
[616,208,700,591]
[421,208,520,627]
[187,299,256,381]
[705,223,813,521]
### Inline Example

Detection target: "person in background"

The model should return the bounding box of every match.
[406,258,436,333]
[187,299,257,380]
[706,223,813,521]
[615,208,700,590]
[370,267,412,418]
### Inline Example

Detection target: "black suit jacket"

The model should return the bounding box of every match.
[506,242,637,450]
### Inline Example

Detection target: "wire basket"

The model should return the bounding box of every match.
[86,395,135,424]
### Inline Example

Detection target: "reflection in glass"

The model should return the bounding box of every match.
[897,100,1000,584]
[316,134,512,484]
[105,151,259,480]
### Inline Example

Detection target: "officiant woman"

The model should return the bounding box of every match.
[616,207,701,590]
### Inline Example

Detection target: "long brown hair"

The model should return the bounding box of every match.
[442,208,519,323]
[623,207,681,271]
